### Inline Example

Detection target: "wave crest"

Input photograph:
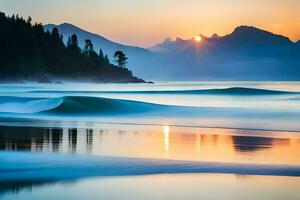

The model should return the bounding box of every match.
[0,96,161,115]
[32,87,296,95]
[0,96,63,114]
[48,96,161,115]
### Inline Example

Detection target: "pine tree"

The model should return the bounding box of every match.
[70,34,78,47]
[83,39,93,56]
[114,51,128,68]
[99,49,104,59]
[0,12,144,83]
[104,55,110,64]
[67,36,72,47]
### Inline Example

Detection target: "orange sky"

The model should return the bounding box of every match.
[1,0,299,47]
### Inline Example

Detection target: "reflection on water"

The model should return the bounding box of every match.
[1,174,300,200]
[1,125,300,165]
[232,136,273,152]
[68,128,77,153]
[163,125,169,158]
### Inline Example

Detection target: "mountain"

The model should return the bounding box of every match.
[150,37,192,53]
[220,26,293,46]
[151,26,293,53]
[44,23,157,78]
[44,23,151,56]
[44,23,300,80]
[148,26,300,80]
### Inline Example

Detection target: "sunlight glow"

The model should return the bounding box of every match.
[194,35,202,42]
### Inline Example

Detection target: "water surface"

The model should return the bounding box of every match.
[1,81,300,199]
[1,174,300,200]
[1,125,300,165]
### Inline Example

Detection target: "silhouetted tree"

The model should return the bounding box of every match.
[0,12,144,83]
[104,55,110,64]
[114,51,128,68]
[99,49,104,59]
[51,28,61,41]
[83,39,93,56]
[70,34,78,47]
[26,16,32,25]
[67,36,72,47]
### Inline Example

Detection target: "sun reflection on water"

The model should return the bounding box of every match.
[1,126,300,165]
[163,125,170,158]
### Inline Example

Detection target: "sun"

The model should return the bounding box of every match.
[194,35,202,42]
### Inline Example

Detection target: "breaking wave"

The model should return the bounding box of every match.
[0,96,63,114]
[0,96,163,114]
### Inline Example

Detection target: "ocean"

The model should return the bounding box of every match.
[0,81,300,200]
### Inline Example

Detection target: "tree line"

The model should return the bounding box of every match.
[0,12,145,83]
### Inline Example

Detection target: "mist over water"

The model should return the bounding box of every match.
[0,81,300,131]
[1,81,300,200]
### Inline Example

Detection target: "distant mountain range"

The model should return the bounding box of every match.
[44,24,300,80]
[151,26,293,52]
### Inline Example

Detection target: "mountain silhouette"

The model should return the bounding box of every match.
[44,23,156,77]
[151,26,294,53]
[44,23,151,56]
[149,26,300,80]
[45,24,300,80]
[224,26,292,46]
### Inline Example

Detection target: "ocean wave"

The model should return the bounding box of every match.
[47,96,164,115]
[0,96,163,114]
[1,96,300,132]
[31,87,296,95]
[0,96,63,114]
[0,87,291,114]
[1,152,300,183]
[177,87,296,95]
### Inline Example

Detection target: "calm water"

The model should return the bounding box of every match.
[2,174,300,200]
[1,82,300,199]
[1,125,300,199]
[1,125,300,165]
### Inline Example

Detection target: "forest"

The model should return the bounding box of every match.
[0,12,145,83]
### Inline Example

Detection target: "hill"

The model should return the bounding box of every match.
[44,23,151,57]
[0,13,145,83]
[44,23,157,77]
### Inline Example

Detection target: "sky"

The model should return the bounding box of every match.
[1,0,299,47]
